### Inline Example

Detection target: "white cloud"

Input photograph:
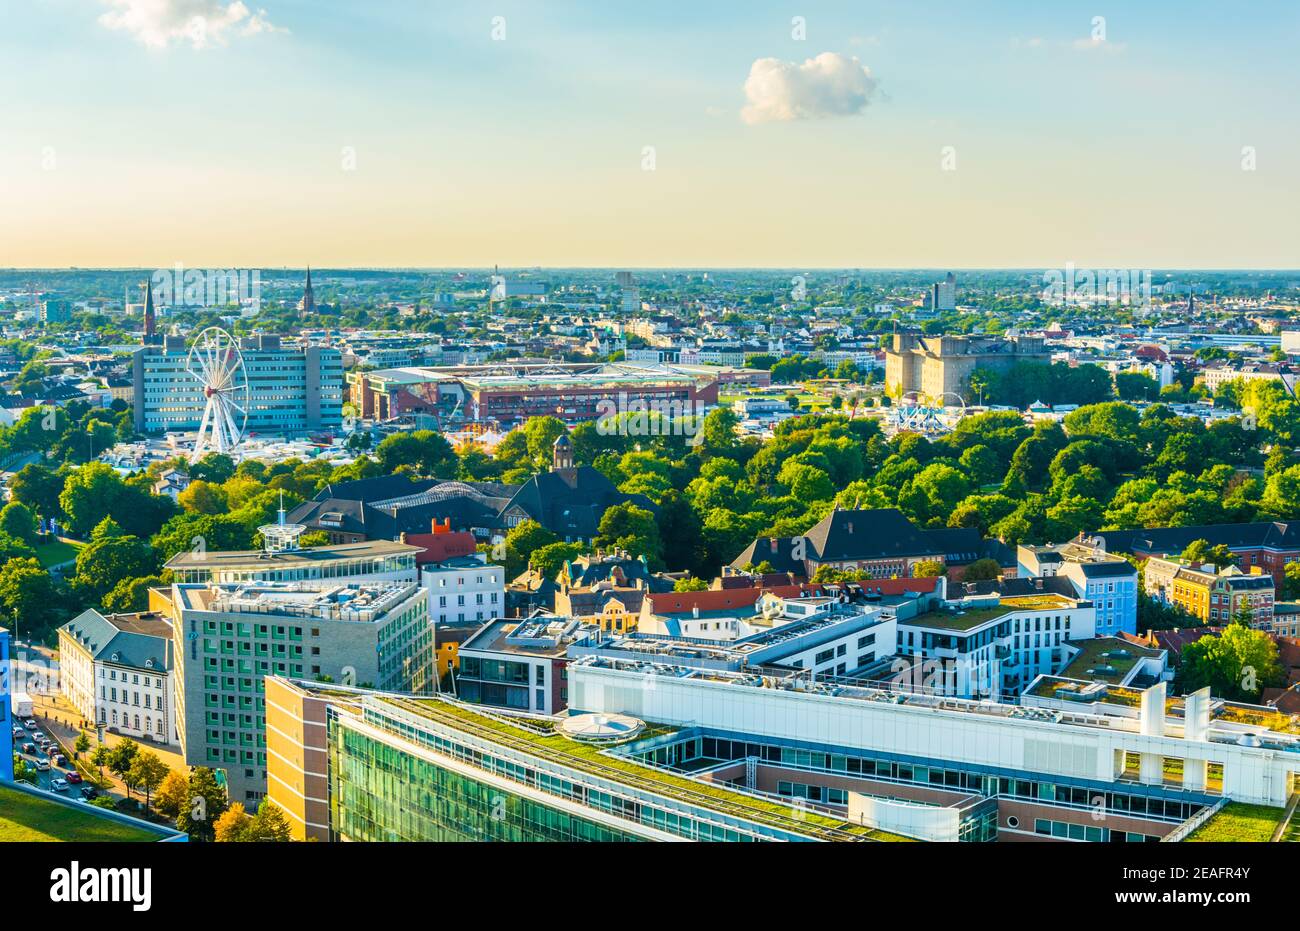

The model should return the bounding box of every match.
[98,0,281,50]
[741,52,878,125]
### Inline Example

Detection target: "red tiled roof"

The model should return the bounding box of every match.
[647,576,940,617]
[403,530,478,565]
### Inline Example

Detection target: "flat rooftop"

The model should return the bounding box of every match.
[1057,637,1163,684]
[166,539,420,571]
[0,784,179,842]
[901,594,1075,632]
[363,694,907,842]
[176,581,419,622]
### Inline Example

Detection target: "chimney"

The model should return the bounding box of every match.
[692,605,699,619]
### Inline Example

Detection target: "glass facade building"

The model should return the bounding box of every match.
[329,725,642,842]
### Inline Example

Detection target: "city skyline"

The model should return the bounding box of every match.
[2,0,1298,269]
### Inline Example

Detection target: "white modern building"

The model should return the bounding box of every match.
[895,589,1096,700]
[423,552,504,626]
[57,610,177,745]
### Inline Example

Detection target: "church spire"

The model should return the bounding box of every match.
[300,265,316,316]
[142,279,157,344]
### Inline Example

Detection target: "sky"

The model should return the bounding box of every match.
[1,0,1298,269]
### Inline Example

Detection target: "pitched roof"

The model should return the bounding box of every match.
[1093,521,1300,556]
[59,610,172,672]
[804,508,942,563]
[504,466,656,540]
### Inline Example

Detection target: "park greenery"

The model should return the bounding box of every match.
[6,375,1300,654]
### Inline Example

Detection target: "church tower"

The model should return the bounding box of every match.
[299,266,316,316]
[142,279,159,345]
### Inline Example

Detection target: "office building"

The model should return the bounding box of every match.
[170,576,432,805]
[264,651,1300,842]
[133,333,344,437]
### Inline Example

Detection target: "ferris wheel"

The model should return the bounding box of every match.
[187,326,249,461]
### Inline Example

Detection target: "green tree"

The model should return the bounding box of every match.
[73,533,158,602]
[177,767,230,842]
[962,557,1002,581]
[912,560,945,578]
[102,575,167,614]
[502,519,559,580]
[0,501,39,546]
[7,462,65,519]
[594,503,661,566]
[1179,624,1284,701]
[89,745,111,784]
[127,751,170,814]
[1181,539,1235,570]
[528,542,583,579]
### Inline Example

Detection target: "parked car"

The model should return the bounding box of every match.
[66,771,83,785]
[79,785,99,800]
[51,778,68,791]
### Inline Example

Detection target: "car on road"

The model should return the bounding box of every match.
[79,785,99,800]
[66,771,82,784]
[21,742,36,754]
[51,778,69,791]
[52,754,67,768]
[23,719,37,730]
[10,726,22,739]
[34,759,50,772]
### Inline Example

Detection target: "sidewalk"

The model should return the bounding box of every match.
[31,690,188,793]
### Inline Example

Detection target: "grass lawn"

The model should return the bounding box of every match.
[34,538,84,568]
[0,785,159,842]
[1186,802,1286,843]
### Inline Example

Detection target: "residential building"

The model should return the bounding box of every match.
[423,551,504,626]
[133,333,344,436]
[731,508,1006,581]
[1089,522,1300,588]
[1143,558,1275,627]
[498,437,657,543]
[1018,541,1139,635]
[57,610,176,744]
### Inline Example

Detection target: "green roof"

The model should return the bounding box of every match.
[1186,802,1287,843]
[0,784,170,842]
[372,696,911,842]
